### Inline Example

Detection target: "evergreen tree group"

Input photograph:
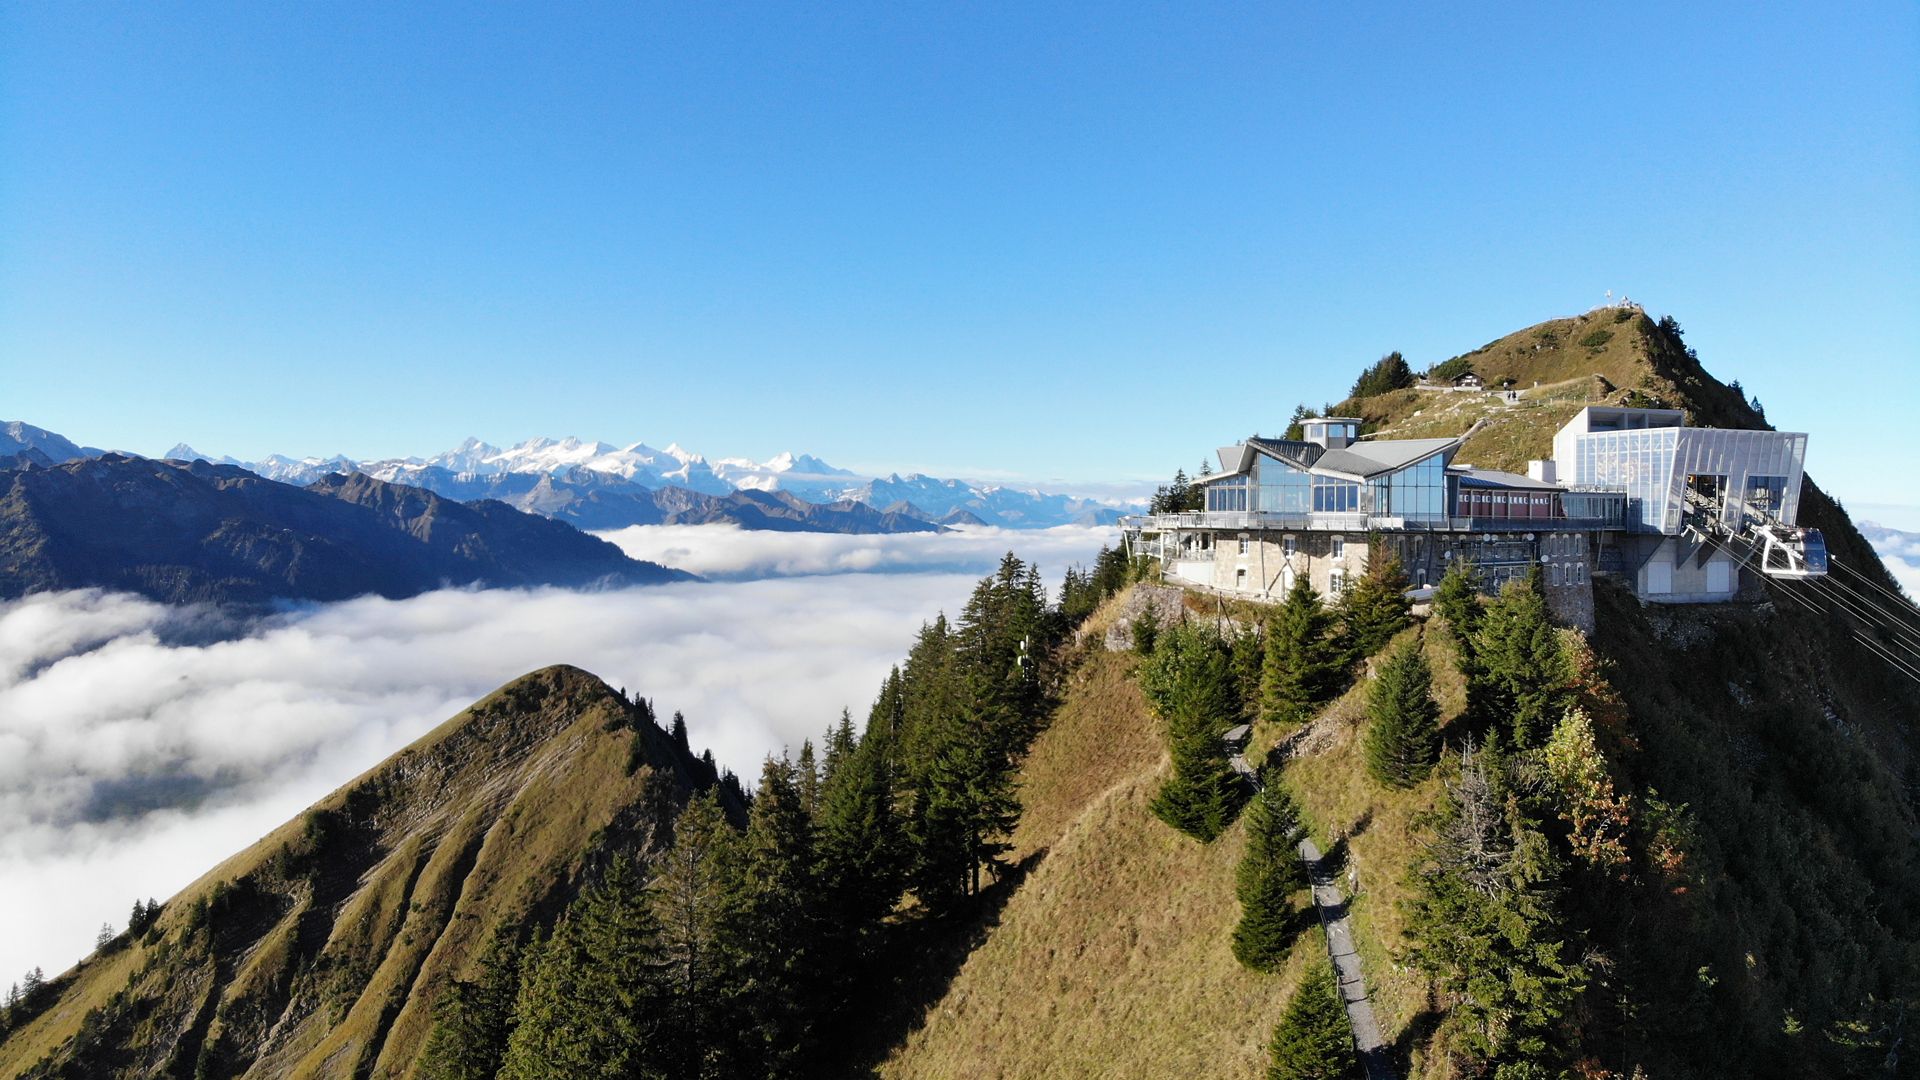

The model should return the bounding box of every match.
[1141,623,1247,842]
[1401,743,1588,1072]
[1348,351,1415,398]
[415,552,1082,1080]
[1469,568,1568,749]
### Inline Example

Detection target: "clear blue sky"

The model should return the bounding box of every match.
[3,3,1915,509]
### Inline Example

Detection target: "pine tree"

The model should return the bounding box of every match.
[1260,579,1339,726]
[1232,783,1307,971]
[1364,638,1441,789]
[728,757,823,1074]
[1402,745,1587,1067]
[1471,570,1568,749]
[670,711,690,754]
[650,790,742,1079]
[95,923,114,951]
[796,739,820,821]
[910,702,1020,907]
[419,929,524,1080]
[1144,624,1245,842]
[1337,542,1412,661]
[1267,961,1360,1079]
[498,857,671,1080]
[816,715,903,932]
[1231,626,1265,722]
[1433,558,1481,661]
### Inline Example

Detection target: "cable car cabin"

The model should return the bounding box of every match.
[1758,525,1828,579]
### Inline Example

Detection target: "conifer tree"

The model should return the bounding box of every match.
[1433,559,1481,659]
[1232,782,1307,971]
[1267,961,1360,1080]
[1471,570,1568,749]
[1144,624,1245,842]
[1091,544,1131,598]
[1402,745,1586,1067]
[1337,542,1412,661]
[498,857,671,1080]
[1231,626,1265,722]
[670,711,690,754]
[796,739,820,822]
[728,757,823,1074]
[650,791,742,1079]
[419,929,524,1080]
[909,700,1020,907]
[1260,579,1339,726]
[1364,638,1441,789]
[816,719,903,921]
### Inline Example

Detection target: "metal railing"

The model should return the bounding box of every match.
[1121,510,1621,534]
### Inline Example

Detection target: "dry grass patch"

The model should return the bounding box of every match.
[884,642,1305,1079]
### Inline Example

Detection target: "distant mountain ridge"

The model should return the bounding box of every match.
[0,453,691,604]
[168,432,1135,529]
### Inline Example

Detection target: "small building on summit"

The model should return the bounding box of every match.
[1122,406,1826,628]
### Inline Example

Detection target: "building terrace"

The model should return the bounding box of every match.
[1122,406,1823,625]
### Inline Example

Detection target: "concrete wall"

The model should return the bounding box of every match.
[1173,525,1599,632]
[1206,529,1367,600]
[1633,537,1742,604]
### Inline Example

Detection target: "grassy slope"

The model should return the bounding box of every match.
[880,597,1310,1079]
[1,665,701,1080]
[893,309,1918,1078]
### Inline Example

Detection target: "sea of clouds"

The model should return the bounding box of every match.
[0,524,1114,986]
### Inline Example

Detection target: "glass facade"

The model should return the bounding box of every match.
[1312,475,1361,512]
[1205,478,1248,512]
[1253,454,1312,513]
[1570,428,1807,534]
[1367,452,1448,522]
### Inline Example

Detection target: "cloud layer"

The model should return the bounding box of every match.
[596,521,1117,580]
[0,525,1114,986]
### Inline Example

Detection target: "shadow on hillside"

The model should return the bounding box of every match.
[832,848,1050,1076]
[1389,1006,1444,1077]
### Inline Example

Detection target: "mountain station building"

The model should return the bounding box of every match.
[1120,408,1824,629]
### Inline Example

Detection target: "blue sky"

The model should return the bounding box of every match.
[2,3,1915,510]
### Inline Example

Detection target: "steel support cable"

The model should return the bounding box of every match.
[1705,538,1920,687]
[1781,583,1920,686]
[1802,577,1920,663]
[1709,528,1920,662]
[1827,556,1920,624]
[1777,582,1920,686]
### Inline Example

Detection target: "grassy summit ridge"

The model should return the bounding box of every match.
[0,665,708,1080]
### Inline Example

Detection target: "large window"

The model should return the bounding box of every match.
[1747,475,1787,520]
[1254,454,1311,513]
[1312,475,1360,513]
[1370,452,1447,522]
[1205,478,1248,512]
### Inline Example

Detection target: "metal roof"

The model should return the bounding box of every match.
[1311,437,1456,480]
[1451,466,1560,491]
[1245,437,1324,471]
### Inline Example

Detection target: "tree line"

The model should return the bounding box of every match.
[417,551,1130,1080]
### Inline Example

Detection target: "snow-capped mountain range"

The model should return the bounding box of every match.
[159,434,1136,529]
